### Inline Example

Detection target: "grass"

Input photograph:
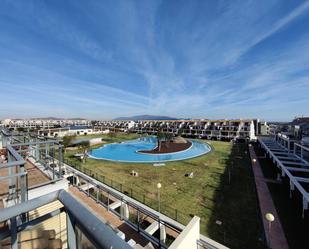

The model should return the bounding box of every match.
[65,133,264,248]
[74,132,140,142]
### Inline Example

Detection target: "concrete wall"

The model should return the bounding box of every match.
[169,216,200,249]
[250,121,256,140]
[89,138,103,145]
[28,179,69,200]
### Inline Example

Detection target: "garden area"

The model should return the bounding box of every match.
[64,133,264,249]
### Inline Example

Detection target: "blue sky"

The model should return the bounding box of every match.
[0,0,309,121]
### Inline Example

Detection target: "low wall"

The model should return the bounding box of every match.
[169,216,200,249]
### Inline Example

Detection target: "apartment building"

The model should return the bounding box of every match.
[37,126,96,138]
[95,119,261,140]
[2,119,90,129]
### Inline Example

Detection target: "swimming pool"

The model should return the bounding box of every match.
[88,137,211,163]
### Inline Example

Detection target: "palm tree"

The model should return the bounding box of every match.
[157,129,165,151]
[79,141,90,163]
[107,131,117,140]
[165,132,173,147]
[62,135,76,153]
[177,128,184,137]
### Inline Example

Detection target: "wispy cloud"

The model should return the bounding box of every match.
[0,0,308,120]
[234,1,309,63]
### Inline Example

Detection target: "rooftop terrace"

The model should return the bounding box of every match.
[0,128,226,249]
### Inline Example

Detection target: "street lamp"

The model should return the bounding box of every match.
[215,220,225,242]
[265,213,275,248]
[157,183,162,213]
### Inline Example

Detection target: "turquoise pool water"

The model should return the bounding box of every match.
[88,137,211,163]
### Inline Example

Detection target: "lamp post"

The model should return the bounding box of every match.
[265,213,275,248]
[215,220,225,243]
[157,183,161,213]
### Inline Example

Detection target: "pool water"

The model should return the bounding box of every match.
[88,137,211,163]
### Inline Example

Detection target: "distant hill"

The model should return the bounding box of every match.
[291,117,309,125]
[113,115,179,121]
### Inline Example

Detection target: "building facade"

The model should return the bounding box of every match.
[2,118,90,129]
[95,119,262,140]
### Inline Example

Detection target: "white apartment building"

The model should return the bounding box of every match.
[96,119,260,140]
[2,118,90,129]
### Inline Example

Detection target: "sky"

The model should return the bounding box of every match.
[0,0,309,121]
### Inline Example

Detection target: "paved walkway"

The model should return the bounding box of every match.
[249,145,289,249]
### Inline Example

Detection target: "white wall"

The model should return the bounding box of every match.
[169,216,200,249]
[250,121,256,140]
[89,138,103,145]
[28,179,69,200]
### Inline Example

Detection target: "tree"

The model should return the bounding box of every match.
[91,120,98,126]
[156,130,162,151]
[107,131,117,140]
[79,141,90,163]
[177,128,184,137]
[157,129,167,151]
[16,127,25,133]
[62,136,76,151]
[165,132,173,147]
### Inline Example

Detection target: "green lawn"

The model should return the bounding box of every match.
[65,133,264,248]
[74,132,140,142]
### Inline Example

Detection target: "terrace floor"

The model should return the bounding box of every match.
[0,160,50,209]
[254,143,309,249]
[69,186,154,248]
[249,145,288,249]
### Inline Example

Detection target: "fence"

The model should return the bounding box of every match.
[63,158,192,227]
[63,145,263,249]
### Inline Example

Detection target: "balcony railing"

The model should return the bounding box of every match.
[0,190,132,249]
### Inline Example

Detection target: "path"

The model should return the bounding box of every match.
[249,145,289,249]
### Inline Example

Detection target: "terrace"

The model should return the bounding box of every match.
[256,134,309,248]
[0,129,227,249]
[258,134,309,217]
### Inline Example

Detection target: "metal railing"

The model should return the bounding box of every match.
[66,165,184,248]
[258,136,309,218]
[0,128,67,215]
[64,157,192,226]
[0,190,132,249]
[0,144,28,205]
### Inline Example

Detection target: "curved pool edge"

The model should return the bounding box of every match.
[87,140,212,164]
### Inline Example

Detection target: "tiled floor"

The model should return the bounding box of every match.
[249,146,289,249]
[69,186,153,247]
[0,160,50,209]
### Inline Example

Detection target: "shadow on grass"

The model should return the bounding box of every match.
[205,142,265,249]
